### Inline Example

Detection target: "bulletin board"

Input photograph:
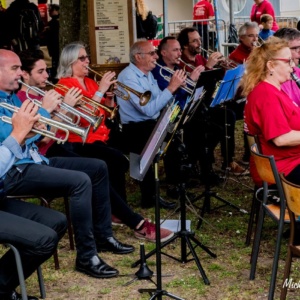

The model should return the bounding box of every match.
[87,0,134,75]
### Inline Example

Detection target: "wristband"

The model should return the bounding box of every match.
[95,91,104,98]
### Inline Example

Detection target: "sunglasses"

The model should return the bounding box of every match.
[137,50,157,56]
[78,55,90,62]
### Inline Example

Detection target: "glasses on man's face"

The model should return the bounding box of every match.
[78,55,90,62]
[138,50,157,56]
[290,46,300,53]
[189,39,201,44]
[272,58,294,67]
[243,34,259,38]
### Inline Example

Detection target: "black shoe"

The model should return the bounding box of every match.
[96,236,134,254]
[159,197,176,209]
[2,291,38,300]
[76,255,119,278]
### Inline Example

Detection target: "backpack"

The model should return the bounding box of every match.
[142,11,158,40]
[19,8,39,41]
[10,8,40,52]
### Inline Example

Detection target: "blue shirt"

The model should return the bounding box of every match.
[259,29,275,40]
[151,59,190,110]
[0,91,49,166]
[116,63,174,124]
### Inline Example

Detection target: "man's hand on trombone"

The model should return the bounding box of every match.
[167,69,187,94]
[10,99,43,144]
[189,65,205,81]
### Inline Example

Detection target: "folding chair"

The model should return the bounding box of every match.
[249,143,289,300]
[279,174,300,300]
[3,243,46,300]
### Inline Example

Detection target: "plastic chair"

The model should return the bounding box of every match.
[4,243,46,300]
[249,143,289,300]
[279,174,300,300]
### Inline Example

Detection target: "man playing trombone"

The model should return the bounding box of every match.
[116,39,186,209]
[0,48,134,279]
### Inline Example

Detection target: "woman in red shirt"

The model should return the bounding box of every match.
[56,42,129,201]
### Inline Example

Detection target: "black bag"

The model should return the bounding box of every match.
[12,8,39,52]
[136,11,158,40]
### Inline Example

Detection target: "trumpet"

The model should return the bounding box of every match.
[0,102,90,144]
[86,66,151,106]
[155,62,196,94]
[199,47,238,69]
[18,80,103,132]
[179,58,196,72]
[45,80,118,121]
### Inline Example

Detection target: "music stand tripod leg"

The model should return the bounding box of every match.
[138,155,184,300]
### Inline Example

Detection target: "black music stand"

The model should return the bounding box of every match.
[132,90,217,287]
[130,106,184,300]
[191,65,247,229]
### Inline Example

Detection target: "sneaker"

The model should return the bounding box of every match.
[112,215,124,226]
[226,161,250,176]
[134,219,174,243]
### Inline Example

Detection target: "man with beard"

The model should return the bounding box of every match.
[177,27,249,178]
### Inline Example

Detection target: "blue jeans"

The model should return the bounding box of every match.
[3,157,112,260]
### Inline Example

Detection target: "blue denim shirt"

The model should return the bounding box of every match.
[0,91,49,167]
[116,63,174,124]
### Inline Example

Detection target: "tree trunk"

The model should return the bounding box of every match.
[59,0,89,52]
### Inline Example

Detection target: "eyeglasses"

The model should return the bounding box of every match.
[290,46,300,52]
[272,58,294,66]
[243,34,259,38]
[189,39,201,44]
[78,55,90,62]
[137,50,157,56]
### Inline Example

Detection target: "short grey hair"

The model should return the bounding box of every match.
[57,42,85,78]
[238,22,259,37]
[130,39,148,64]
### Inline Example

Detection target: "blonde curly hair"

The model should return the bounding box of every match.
[136,0,148,21]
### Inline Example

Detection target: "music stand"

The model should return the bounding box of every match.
[189,65,247,229]
[130,106,184,300]
[132,90,217,287]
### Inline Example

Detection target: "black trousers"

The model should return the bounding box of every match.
[58,141,129,202]
[0,198,67,295]
[46,143,143,228]
[122,120,157,207]
[3,157,112,261]
[184,107,236,170]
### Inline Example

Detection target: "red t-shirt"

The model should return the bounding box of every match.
[244,81,300,182]
[250,0,279,31]
[193,0,214,25]
[38,4,48,26]
[57,77,111,144]
[179,53,208,73]
[229,43,252,64]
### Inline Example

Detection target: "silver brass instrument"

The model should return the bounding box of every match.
[291,72,300,89]
[199,47,238,69]
[0,102,90,144]
[155,62,196,94]
[45,80,119,120]
[179,58,196,72]
[18,80,103,132]
[87,66,151,106]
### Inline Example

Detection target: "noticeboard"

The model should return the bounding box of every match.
[87,0,133,74]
